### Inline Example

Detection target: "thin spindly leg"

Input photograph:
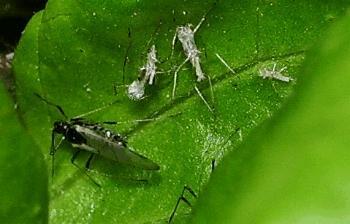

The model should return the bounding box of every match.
[193,16,205,33]
[280,66,287,73]
[123,27,132,84]
[71,150,81,164]
[85,153,95,170]
[71,150,101,187]
[50,133,64,179]
[211,159,216,172]
[208,74,215,104]
[170,29,178,59]
[168,186,197,223]
[50,131,56,178]
[172,56,190,99]
[194,85,214,113]
[102,121,118,125]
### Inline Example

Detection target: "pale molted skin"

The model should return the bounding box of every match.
[176,25,205,82]
[127,45,158,101]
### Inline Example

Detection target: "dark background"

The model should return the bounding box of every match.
[0,0,47,99]
[0,0,47,52]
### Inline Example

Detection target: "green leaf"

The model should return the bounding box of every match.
[12,0,348,223]
[0,83,47,222]
[192,10,350,224]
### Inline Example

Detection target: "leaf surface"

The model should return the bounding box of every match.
[0,81,47,223]
[13,0,348,223]
[193,10,350,224]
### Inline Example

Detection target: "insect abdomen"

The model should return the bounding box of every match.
[74,125,160,170]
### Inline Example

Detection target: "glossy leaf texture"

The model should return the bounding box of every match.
[13,0,349,223]
[193,10,350,224]
[0,83,47,223]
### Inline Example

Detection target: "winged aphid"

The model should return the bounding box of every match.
[35,93,160,185]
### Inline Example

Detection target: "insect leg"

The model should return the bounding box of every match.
[272,63,277,73]
[101,121,118,125]
[168,185,197,223]
[215,53,235,74]
[280,66,287,73]
[193,0,218,34]
[172,56,190,99]
[194,85,214,113]
[170,29,178,60]
[71,149,81,163]
[70,150,101,187]
[113,84,128,96]
[50,133,64,180]
[144,20,162,52]
[50,130,56,178]
[193,16,206,34]
[85,153,95,170]
[122,27,132,84]
[211,159,216,172]
[207,74,215,104]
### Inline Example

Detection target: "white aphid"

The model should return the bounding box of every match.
[172,16,206,98]
[259,63,293,82]
[141,45,158,85]
[175,24,205,81]
[127,79,145,100]
[127,45,158,100]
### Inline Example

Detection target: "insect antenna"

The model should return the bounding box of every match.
[116,112,182,126]
[72,99,119,119]
[144,20,162,54]
[34,93,68,119]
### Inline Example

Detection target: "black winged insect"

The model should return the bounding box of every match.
[35,93,160,186]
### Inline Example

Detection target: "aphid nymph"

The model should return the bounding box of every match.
[35,93,160,185]
[127,45,159,100]
[171,15,206,98]
[259,63,293,82]
[170,1,218,101]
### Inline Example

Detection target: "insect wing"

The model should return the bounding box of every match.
[121,148,160,170]
[73,124,159,170]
